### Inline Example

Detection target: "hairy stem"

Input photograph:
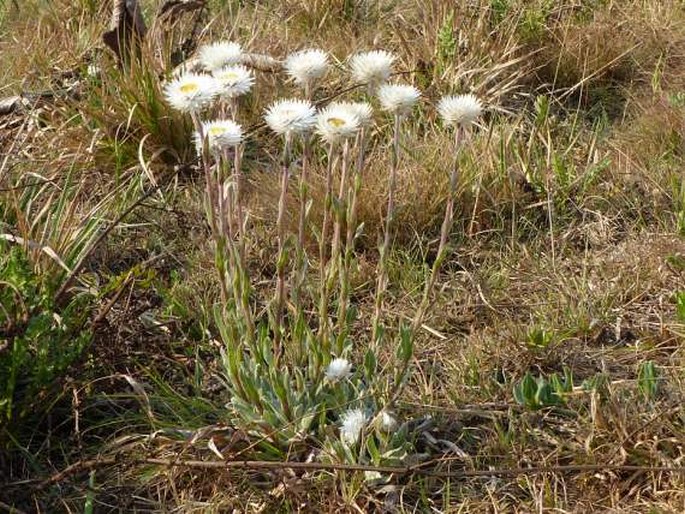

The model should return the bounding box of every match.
[318,142,337,347]
[411,127,463,335]
[372,114,402,344]
[274,133,293,355]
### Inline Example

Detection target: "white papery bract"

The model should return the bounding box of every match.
[349,50,395,87]
[194,119,243,154]
[337,101,374,127]
[316,103,361,145]
[377,83,421,115]
[213,65,255,98]
[325,358,352,381]
[340,408,369,445]
[163,73,219,113]
[379,410,398,432]
[285,49,329,87]
[198,41,243,70]
[264,98,317,136]
[437,94,483,128]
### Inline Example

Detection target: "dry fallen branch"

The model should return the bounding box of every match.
[20,454,685,492]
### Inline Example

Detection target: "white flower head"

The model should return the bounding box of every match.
[316,103,361,145]
[285,48,329,88]
[349,50,396,88]
[336,101,374,127]
[340,408,369,445]
[213,65,255,99]
[325,358,353,381]
[438,94,483,128]
[377,83,421,116]
[199,41,243,71]
[163,73,219,113]
[194,119,243,154]
[264,98,316,136]
[379,410,398,432]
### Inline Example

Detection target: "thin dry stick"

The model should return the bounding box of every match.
[30,456,685,491]
[372,114,402,344]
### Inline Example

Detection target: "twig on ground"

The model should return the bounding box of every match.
[19,454,685,492]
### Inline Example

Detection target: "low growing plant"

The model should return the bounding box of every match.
[155,40,486,469]
[513,367,574,410]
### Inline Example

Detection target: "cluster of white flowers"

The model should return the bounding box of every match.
[160,39,487,457]
[163,40,484,148]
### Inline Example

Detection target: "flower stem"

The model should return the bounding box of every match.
[231,144,255,343]
[274,133,293,355]
[372,114,402,344]
[411,126,463,335]
[330,139,350,279]
[192,111,230,307]
[318,142,336,347]
[337,136,360,343]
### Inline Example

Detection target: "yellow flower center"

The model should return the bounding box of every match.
[180,83,199,94]
[208,126,227,136]
[326,117,347,128]
[220,72,239,82]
